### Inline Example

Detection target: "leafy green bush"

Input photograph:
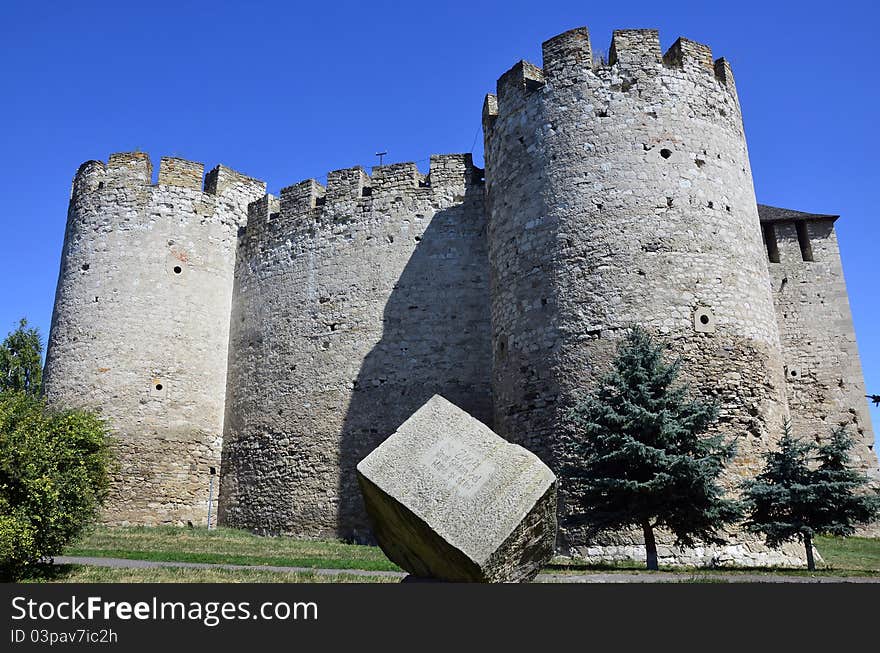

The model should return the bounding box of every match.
[0,391,112,580]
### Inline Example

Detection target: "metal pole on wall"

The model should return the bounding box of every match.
[207,466,216,530]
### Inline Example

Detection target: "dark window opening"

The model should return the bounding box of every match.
[660,148,672,159]
[763,223,780,263]
[796,221,814,262]
[81,263,90,271]
[155,383,163,391]
[361,186,373,197]
[173,266,182,274]
[700,314,710,325]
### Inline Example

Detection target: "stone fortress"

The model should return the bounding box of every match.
[42,25,879,565]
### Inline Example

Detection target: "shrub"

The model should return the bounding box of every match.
[0,392,112,580]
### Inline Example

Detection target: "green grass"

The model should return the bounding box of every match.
[813,534,880,572]
[23,564,395,583]
[50,526,880,582]
[65,526,401,572]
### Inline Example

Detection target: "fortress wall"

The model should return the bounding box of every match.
[766,217,879,487]
[42,153,265,525]
[484,27,791,556]
[219,154,492,540]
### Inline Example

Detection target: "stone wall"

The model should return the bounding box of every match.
[40,25,879,558]
[762,209,879,533]
[42,153,264,525]
[219,154,492,541]
[483,27,792,556]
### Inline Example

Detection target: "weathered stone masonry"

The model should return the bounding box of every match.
[759,205,878,532]
[43,25,878,559]
[43,153,264,524]
[219,154,492,541]
[483,28,794,562]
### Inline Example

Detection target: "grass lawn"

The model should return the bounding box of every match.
[48,526,880,582]
[23,564,396,583]
[65,525,401,572]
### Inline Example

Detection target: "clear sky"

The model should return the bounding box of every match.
[0,0,877,443]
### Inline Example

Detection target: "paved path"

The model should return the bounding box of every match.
[55,556,880,583]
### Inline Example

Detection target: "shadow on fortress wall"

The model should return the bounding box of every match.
[336,188,493,543]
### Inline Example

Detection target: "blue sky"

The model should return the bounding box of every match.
[0,1,877,442]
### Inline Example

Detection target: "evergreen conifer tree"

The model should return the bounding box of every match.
[742,423,879,570]
[0,318,42,395]
[562,327,740,570]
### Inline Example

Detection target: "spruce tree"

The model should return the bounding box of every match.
[742,423,880,571]
[562,326,740,570]
[0,318,42,395]
[812,427,880,536]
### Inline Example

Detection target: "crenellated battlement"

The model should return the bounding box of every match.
[70,160,106,198]
[495,60,545,109]
[662,37,714,73]
[609,29,662,70]
[70,152,264,202]
[204,164,265,198]
[326,167,371,204]
[487,26,741,130]
[279,178,326,224]
[67,152,265,240]
[541,27,592,79]
[106,151,152,188]
[242,154,483,252]
[158,157,204,189]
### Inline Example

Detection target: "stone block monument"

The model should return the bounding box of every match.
[356,395,557,582]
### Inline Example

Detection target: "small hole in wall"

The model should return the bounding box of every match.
[790,370,798,377]
[497,335,508,360]
[660,149,672,159]
[97,181,104,189]
[700,314,710,325]
[387,235,394,244]
[155,383,163,391]
[81,263,90,271]
[173,266,182,274]
[707,201,714,209]
[94,297,99,303]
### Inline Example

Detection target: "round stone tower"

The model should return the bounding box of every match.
[483,28,793,560]
[43,152,265,525]
[219,155,492,541]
